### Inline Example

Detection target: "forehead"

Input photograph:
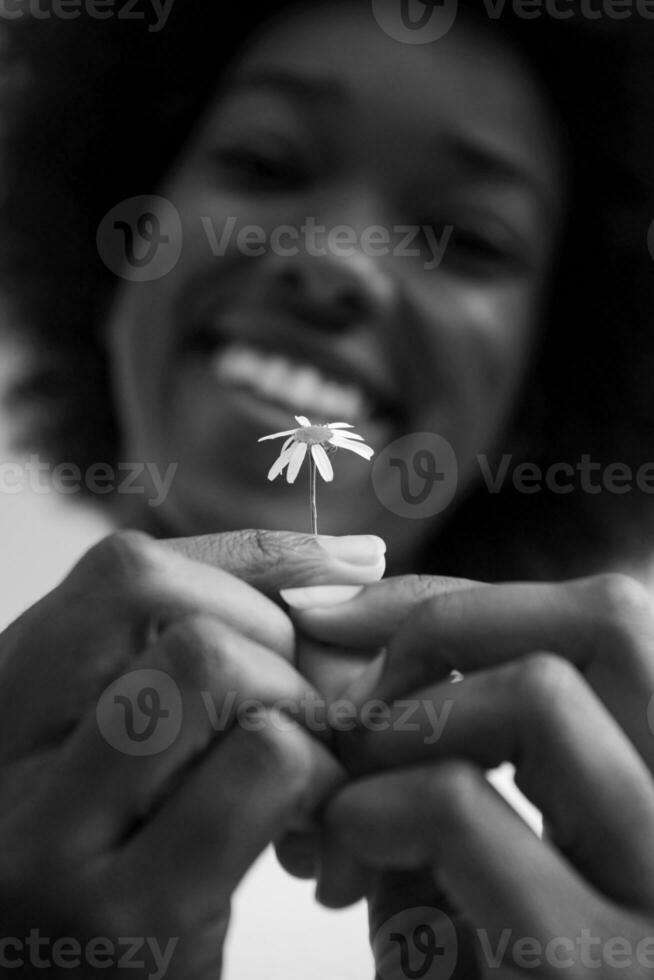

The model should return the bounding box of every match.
[231,3,561,193]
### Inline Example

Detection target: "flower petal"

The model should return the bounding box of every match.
[258,429,297,442]
[295,415,311,427]
[267,446,295,481]
[286,442,308,483]
[281,435,295,453]
[335,440,374,460]
[330,431,365,442]
[311,444,334,482]
[326,422,354,429]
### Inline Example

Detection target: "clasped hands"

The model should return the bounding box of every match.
[2,528,654,979]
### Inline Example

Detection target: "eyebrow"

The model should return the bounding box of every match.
[227,67,346,104]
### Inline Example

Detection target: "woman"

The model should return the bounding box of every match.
[2,2,654,976]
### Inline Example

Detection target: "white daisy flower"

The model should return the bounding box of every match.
[258,415,374,484]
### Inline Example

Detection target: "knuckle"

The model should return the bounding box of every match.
[226,528,284,569]
[76,530,162,584]
[403,574,448,602]
[509,652,580,716]
[403,574,475,607]
[249,528,286,563]
[157,614,236,691]
[587,572,652,627]
[243,710,313,799]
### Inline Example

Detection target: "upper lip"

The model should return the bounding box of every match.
[184,314,401,417]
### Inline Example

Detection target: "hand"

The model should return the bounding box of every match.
[294,573,654,978]
[0,528,384,977]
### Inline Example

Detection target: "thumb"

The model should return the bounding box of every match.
[162,529,386,596]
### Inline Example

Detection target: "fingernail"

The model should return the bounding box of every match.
[280,584,364,609]
[317,535,386,566]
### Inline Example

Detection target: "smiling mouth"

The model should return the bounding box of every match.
[183,326,398,424]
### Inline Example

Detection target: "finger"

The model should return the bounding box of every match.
[365,869,480,980]
[325,762,619,974]
[275,633,381,899]
[349,575,654,766]
[162,529,387,594]
[0,531,299,755]
[287,573,477,648]
[85,530,297,656]
[34,615,327,855]
[366,868,460,939]
[121,708,345,920]
[345,653,654,908]
[0,529,385,757]
[315,832,372,908]
[275,828,323,879]
[295,632,382,702]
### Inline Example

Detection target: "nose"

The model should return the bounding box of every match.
[268,247,395,332]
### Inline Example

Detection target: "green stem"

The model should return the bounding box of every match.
[309,454,318,535]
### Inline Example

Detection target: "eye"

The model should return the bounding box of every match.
[440,221,530,278]
[209,137,309,191]
[450,227,507,260]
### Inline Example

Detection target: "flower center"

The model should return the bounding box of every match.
[295,425,333,445]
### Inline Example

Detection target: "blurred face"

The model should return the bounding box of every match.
[106,3,563,565]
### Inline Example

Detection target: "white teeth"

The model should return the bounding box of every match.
[211,344,371,419]
[257,357,288,398]
[291,367,320,407]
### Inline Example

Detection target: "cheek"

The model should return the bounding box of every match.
[106,276,179,450]
[453,288,536,396]
[402,279,539,455]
